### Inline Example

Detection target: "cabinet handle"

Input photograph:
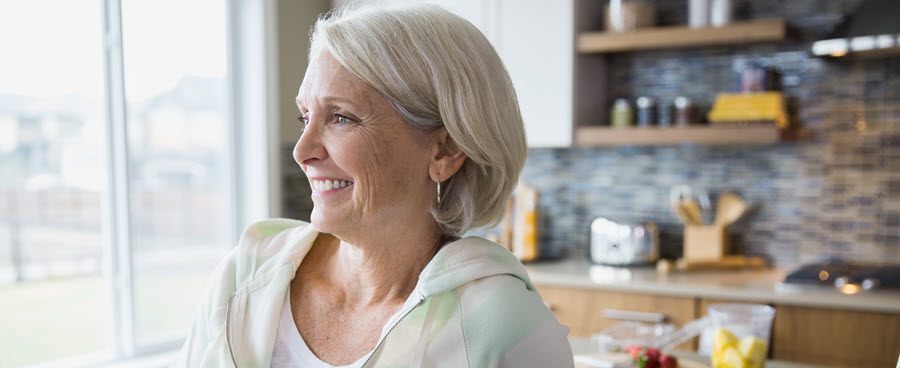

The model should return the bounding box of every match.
[603,308,667,323]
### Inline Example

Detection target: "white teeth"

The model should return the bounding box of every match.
[311,179,353,192]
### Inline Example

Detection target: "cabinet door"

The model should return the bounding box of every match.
[536,285,595,337]
[495,0,574,147]
[772,305,900,367]
[537,285,697,350]
[586,289,698,351]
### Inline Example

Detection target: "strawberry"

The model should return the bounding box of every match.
[659,354,678,368]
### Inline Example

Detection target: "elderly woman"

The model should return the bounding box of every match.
[175,4,572,368]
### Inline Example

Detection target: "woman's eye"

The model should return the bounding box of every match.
[334,114,354,125]
[297,114,309,128]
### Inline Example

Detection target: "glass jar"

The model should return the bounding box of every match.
[611,98,634,128]
[636,96,655,127]
[707,304,775,368]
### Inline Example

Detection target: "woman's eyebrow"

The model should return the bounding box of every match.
[295,95,361,110]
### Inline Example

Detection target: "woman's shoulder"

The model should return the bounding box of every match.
[453,274,573,365]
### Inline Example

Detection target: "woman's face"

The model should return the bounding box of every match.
[294,50,436,238]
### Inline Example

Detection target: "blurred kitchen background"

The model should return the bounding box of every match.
[1,0,897,367]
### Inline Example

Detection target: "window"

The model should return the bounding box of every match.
[0,0,272,366]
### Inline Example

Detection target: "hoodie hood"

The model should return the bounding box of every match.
[418,236,536,298]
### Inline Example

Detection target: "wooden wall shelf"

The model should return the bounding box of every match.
[578,18,786,53]
[575,124,783,146]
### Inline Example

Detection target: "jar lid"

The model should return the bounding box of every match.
[636,96,654,108]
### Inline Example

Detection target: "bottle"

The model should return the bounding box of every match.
[636,96,656,127]
[611,98,634,128]
[674,96,693,126]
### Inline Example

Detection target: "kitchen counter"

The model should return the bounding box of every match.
[525,258,900,314]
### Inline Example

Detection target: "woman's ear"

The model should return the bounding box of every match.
[429,128,467,183]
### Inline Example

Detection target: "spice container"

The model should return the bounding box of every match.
[636,96,655,127]
[606,0,657,33]
[688,0,710,28]
[611,98,634,128]
[710,0,733,27]
[674,96,693,126]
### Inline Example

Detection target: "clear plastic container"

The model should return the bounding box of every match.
[590,321,675,353]
[703,304,775,368]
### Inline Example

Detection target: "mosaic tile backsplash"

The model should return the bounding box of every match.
[282,0,900,266]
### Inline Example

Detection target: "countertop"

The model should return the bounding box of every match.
[525,258,900,314]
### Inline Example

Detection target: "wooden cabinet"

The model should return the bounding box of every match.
[540,286,900,366]
[771,305,900,367]
[537,286,596,337]
[537,285,697,350]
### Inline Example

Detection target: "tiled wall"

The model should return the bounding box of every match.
[282,0,900,266]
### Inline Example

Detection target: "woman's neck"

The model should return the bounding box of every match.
[303,227,443,309]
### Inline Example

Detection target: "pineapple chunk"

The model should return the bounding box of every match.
[722,346,746,368]
[713,328,738,352]
[738,335,767,364]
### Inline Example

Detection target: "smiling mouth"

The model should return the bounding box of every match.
[310,179,353,193]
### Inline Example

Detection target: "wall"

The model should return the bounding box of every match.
[522,0,899,266]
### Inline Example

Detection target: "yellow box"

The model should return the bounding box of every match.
[707,92,788,129]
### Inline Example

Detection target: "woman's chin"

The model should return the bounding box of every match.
[309,210,350,235]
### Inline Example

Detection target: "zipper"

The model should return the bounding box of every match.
[225,293,239,368]
[360,294,426,368]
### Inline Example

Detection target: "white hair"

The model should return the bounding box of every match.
[309,4,527,237]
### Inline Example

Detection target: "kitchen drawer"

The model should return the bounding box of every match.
[537,285,697,350]
[771,305,900,367]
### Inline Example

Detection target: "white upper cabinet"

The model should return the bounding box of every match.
[492,0,573,147]
[330,0,575,147]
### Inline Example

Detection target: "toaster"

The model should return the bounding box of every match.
[590,217,659,266]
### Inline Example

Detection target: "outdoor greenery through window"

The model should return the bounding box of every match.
[0,0,235,366]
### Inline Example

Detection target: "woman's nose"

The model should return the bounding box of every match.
[293,119,327,167]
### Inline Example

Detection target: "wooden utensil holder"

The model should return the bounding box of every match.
[684,224,730,261]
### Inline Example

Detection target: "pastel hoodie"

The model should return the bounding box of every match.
[172,219,574,367]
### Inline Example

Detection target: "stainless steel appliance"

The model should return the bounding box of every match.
[590,217,659,265]
[784,262,900,291]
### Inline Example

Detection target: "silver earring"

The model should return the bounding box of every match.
[437,180,441,205]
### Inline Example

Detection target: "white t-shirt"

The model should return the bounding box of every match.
[271,287,422,368]
[271,291,373,368]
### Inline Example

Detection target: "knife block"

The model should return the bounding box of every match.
[684,224,730,261]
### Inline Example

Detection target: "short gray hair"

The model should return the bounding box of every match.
[309,4,527,237]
